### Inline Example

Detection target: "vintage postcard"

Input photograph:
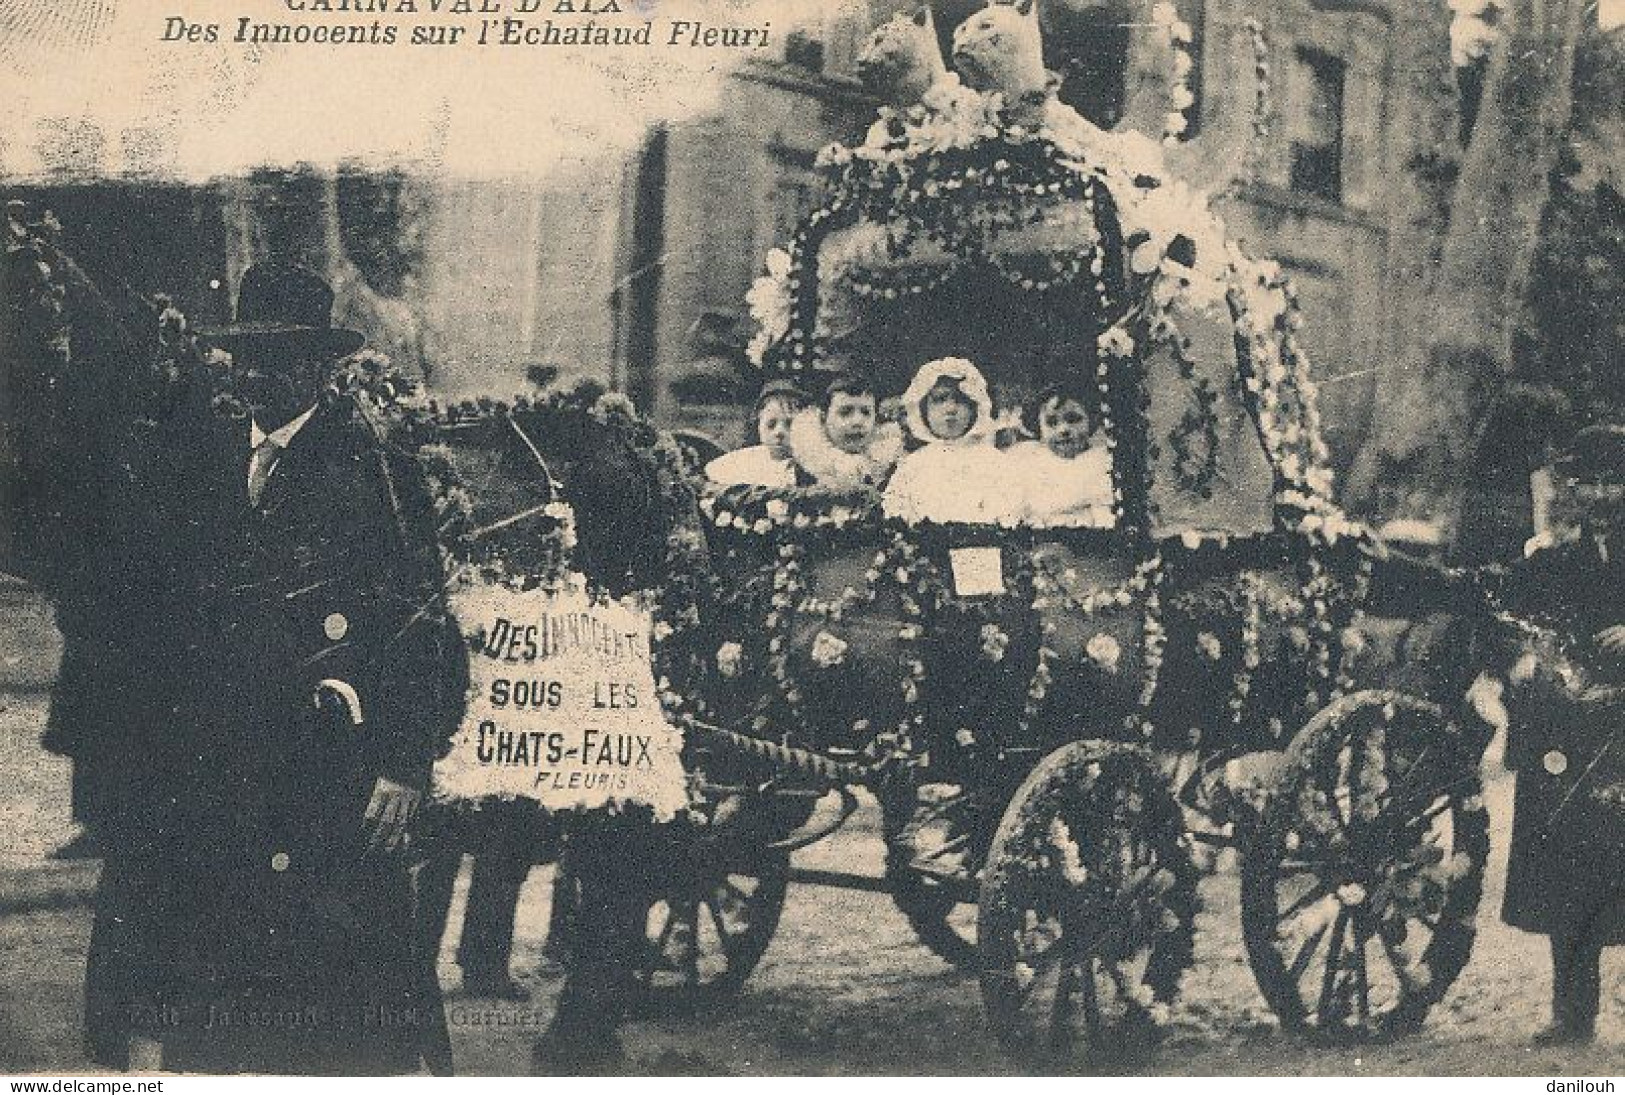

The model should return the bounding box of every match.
[1,0,1621,1079]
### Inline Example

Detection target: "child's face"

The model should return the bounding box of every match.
[923,387,976,441]
[1039,397,1092,460]
[757,397,796,460]
[824,392,878,454]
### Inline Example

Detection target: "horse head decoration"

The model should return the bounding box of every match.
[1,201,212,591]
[510,386,706,600]
[415,382,707,604]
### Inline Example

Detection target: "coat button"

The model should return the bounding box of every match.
[1543,750,1568,776]
[323,613,349,641]
[270,851,291,872]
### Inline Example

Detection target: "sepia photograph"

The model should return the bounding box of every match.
[0,0,1621,1079]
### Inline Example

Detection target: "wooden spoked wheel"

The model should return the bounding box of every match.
[883,782,992,970]
[620,794,790,1014]
[1240,690,1489,1041]
[978,742,1198,1065]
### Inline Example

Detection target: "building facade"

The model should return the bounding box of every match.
[7,0,1459,474]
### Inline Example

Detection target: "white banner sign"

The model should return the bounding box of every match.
[432,580,690,819]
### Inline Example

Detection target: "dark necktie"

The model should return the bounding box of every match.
[247,435,282,506]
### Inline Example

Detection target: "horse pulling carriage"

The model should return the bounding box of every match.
[2,91,1512,1066]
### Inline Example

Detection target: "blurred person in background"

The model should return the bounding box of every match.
[1498,422,1625,1045]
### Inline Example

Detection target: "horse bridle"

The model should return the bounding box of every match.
[458,411,566,545]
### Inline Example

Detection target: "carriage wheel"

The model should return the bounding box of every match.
[979,742,1199,1064]
[883,782,991,970]
[1240,690,1489,1041]
[626,794,791,1014]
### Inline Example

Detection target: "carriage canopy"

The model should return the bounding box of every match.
[744,89,1350,544]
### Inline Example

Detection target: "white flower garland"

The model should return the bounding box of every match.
[745,247,793,367]
[1150,1,1198,146]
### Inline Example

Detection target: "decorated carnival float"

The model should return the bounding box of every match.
[654,0,1504,1057]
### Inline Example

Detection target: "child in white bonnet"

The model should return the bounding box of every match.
[882,357,1012,524]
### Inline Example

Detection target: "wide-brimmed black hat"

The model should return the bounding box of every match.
[199,262,365,357]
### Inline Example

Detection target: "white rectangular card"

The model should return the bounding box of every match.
[949,546,1006,597]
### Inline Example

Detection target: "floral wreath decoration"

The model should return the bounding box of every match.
[693,471,1377,783]
[363,374,728,822]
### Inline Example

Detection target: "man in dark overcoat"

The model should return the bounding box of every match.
[1500,423,1625,1045]
[88,263,466,1073]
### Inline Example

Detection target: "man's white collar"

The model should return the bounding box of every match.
[250,404,318,450]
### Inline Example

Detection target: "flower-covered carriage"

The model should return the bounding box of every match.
[638,47,1502,1060]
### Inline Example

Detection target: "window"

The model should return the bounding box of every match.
[1048,5,1133,129]
[813,2,873,82]
[773,175,814,242]
[1290,48,1345,202]
[1049,0,1205,136]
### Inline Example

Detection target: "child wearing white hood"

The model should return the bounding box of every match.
[883,357,1013,524]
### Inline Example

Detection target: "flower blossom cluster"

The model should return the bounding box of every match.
[745,248,793,366]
